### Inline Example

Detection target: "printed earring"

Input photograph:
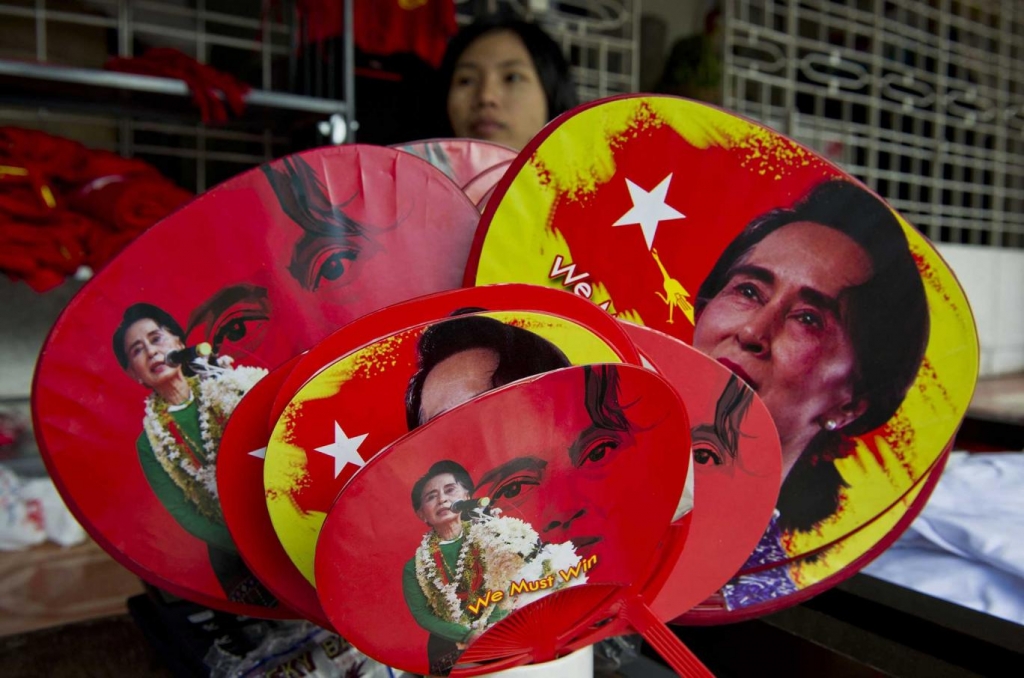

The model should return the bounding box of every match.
[824,419,838,431]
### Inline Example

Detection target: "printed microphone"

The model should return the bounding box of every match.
[451,497,490,514]
[165,342,214,368]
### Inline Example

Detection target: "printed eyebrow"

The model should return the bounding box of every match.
[796,286,841,317]
[728,264,841,317]
[726,263,774,286]
[478,457,548,488]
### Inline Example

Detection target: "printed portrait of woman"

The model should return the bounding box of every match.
[400,364,679,676]
[112,302,276,606]
[691,178,929,607]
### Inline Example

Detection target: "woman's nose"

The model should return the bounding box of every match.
[738,308,774,356]
[474,74,500,107]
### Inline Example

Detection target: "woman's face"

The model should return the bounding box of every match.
[472,377,646,564]
[419,347,500,425]
[416,473,470,531]
[692,221,872,447]
[447,30,549,151]
[123,318,185,390]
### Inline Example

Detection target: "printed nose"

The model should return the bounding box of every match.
[738,310,773,356]
[542,509,586,533]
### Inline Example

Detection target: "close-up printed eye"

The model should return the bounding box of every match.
[186,284,271,358]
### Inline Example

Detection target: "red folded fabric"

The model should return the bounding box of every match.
[0,127,195,290]
[69,176,193,234]
[105,48,250,124]
[0,127,90,185]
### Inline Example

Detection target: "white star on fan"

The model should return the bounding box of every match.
[248,447,267,459]
[315,422,368,478]
[612,174,686,250]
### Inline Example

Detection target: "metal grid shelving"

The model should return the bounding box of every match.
[722,0,1024,248]
[0,0,354,193]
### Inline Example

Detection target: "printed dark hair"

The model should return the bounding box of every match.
[112,303,185,370]
[582,364,630,434]
[436,14,578,134]
[690,374,753,467]
[405,308,571,430]
[411,460,474,512]
[696,179,929,532]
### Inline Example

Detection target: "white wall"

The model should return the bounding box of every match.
[936,244,1024,377]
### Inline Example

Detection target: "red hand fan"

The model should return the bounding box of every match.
[682,446,950,622]
[32,143,480,612]
[463,160,513,208]
[216,354,331,628]
[392,139,517,192]
[315,364,706,676]
[268,283,642,428]
[619,323,782,621]
[263,308,643,587]
[465,93,978,574]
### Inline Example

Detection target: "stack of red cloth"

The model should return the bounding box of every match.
[0,127,193,292]
[105,48,251,125]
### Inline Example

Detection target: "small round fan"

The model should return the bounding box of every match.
[216,354,331,628]
[619,323,782,621]
[681,446,950,623]
[463,160,514,208]
[268,284,642,428]
[315,364,704,676]
[392,138,517,191]
[263,309,641,586]
[465,93,979,571]
[31,143,481,612]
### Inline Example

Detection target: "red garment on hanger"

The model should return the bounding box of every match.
[295,0,457,68]
[105,48,250,124]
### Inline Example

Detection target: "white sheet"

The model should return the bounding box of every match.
[862,452,1024,626]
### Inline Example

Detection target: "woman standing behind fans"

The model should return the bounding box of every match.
[437,15,578,151]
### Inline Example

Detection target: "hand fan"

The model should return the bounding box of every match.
[681,446,950,623]
[619,323,782,621]
[216,354,332,628]
[264,309,642,586]
[465,93,979,571]
[392,139,517,191]
[463,160,513,208]
[268,284,642,429]
[315,364,706,676]
[31,143,481,612]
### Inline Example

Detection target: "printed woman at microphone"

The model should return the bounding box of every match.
[112,302,275,606]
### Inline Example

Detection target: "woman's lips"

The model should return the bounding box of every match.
[471,120,505,137]
[716,358,758,390]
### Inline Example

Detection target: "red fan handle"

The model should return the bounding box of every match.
[622,601,714,677]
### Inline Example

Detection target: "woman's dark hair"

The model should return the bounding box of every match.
[436,14,578,133]
[695,179,930,532]
[405,308,571,430]
[112,303,185,370]
[691,375,753,467]
[411,460,474,512]
[582,364,630,434]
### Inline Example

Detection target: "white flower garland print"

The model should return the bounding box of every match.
[142,365,267,514]
[414,515,586,629]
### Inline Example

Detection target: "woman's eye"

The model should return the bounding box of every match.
[693,445,723,466]
[312,249,359,290]
[735,282,761,301]
[493,479,538,501]
[505,72,524,83]
[580,440,619,467]
[793,310,824,329]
